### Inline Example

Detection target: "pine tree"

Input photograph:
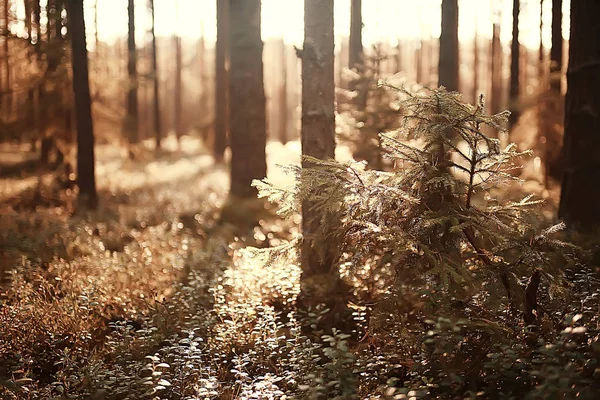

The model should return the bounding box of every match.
[255,84,569,319]
[439,0,459,91]
[509,0,520,127]
[67,0,97,208]
[214,0,229,161]
[125,0,139,149]
[228,0,266,197]
[349,0,362,70]
[149,0,161,150]
[558,0,600,231]
[550,0,562,92]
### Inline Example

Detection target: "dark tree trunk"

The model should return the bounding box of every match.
[67,0,97,208]
[149,0,161,149]
[538,0,544,82]
[301,0,336,275]
[349,0,362,69]
[439,0,459,91]
[490,22,502,115]
[214,0,229,161]
[174,34,182,141]
[34,0,41,56]
[472,28,479,104]
[509,0,520,126]
[2,0,10,115]
[228,0,266,198]
[125,0,139,146]
[550,0,562,91]
[279,38,288,144]
[558,0,600,231]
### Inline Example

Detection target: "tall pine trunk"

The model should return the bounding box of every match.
[214,0,229,161]
[67,0,97,208]
[490,22,502,115]
[509,0,520,127]
[174,34,183,142]
[228,0,266,198]
[301,0,336,275]
[558,0,600,230]
[279,38,288,144]
[125,0,139,147]
[439,0,459,91]
[349,0,362,69]
[550,0,562,92]
[149,0,161,149]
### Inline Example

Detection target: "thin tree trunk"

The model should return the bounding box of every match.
[2,0,10,116]
[67,0,97,208]
[538,0,544,83]
[214,0,229,161]
[149,0,161,149]
[301,0,335,275]
[509,0,520,127]
[439,0,459,91]
[125,0,139,147]
[94,0,99,50]
[174,34,182,141]
[279,38,288,144]
[395,38,402,72]
[349,0,362,69]
[550,0,562,92]
[228,0,266,198]
[558,0,600,230]
[490,22,502,115]
[472,27,479,103]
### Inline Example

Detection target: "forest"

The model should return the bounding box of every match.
[0,0,599,399]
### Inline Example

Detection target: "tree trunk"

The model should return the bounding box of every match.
[67,0,97,208]
[125,0,139,146]
[228,0,266,198]
[509,0,520,127]
[174,34,183,141]
[301,0,336,275]
[490,22,502,115]
[149,0,161,149]
[2,0,10,116]
[550,0,562,92]
[214,0,229,161]
[538,0,544,83]
[472,27,479,104]
[279,38,288,144]
[558,0,600,231]
[349,0,362,70]
[439,0,459,91]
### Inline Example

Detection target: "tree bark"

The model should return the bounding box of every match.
[550,0,562,92]
[214,0,229,161]
[490,22,502,115]
[228,0,266,198]
[472,27,479,104]
[174,34,182,141]
[558,0,600,231]
[439,0,459,91]
[279,38,288,144]
[125,0,139,146]
[149,0,161,149]
[67,0,97,208]
[301,0,336,275]
[509,0,520,127]
[349,0,362,70]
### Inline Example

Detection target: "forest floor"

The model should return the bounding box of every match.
[0,137,311,399]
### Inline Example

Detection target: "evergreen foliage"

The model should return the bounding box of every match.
[255,83,573,311]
